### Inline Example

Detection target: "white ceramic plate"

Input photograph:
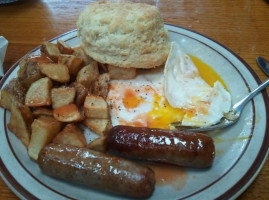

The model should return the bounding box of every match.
[0,24,269,200]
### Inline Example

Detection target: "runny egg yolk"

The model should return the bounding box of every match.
[148,55,227,129]
[189,55,228,90]
[121,92,198,130]
[123,89,144,109]
[147,95,184,129]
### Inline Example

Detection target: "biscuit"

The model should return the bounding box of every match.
[77,1,170,69]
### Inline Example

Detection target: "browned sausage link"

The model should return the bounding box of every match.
[38,143,155,198]
[107,125,215,168]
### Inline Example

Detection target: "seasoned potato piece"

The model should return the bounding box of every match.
[25,77,52,107]
[72,46,93,65]
[58,54,84,76]
[70,82,88,107]
[84,94,109,119]
[76,61,99,89]
[108,64,136,80]
[0,78,26,110]
[28,116,62,160]
[91,73,110,99]
[53,123,86,147]
[17,59,43,89]
[53,104,84,122]
[83,118,112,136]
[7,104,34,147]
[39,63,70,83]
[51,87,76,109]
[26,55,53,64]
[33,107,53,117]
[40,42,60,62]
[86,137,107,152]
[57,39,74,54]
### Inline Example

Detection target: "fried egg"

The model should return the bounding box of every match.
[107,42,231,129]
[164,42,231,127]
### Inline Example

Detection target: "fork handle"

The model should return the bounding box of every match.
[233,79,269,113]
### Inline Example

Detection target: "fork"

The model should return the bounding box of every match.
[171,77,269,132]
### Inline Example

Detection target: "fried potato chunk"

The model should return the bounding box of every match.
[58,54,84,76]
[7,104,34,147]
[57,39,74,54]
[17,59,43,89]
[108,64,136,80]
[83,118,112,136]
[40,42,60,62]
[26,55,53,64]
[51,87,76,109]
[72,46,93,65]
[76,61,99,89]
[83,94,109,119]
[0,78,26,110]
[86,137,107,152]
[28,116,62,160]
[70,82,88,107]
[53,123,86,147]
[91,73,110,99]
[39,63,70,83]
[25,77,52,107]
[53,104,84,122]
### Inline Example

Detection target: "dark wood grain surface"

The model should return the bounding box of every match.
[0,0,269,199]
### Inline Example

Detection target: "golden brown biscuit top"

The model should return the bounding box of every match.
[77,1,170,69]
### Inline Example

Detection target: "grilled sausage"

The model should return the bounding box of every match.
[38,143,155,198]
[107,125,215,168]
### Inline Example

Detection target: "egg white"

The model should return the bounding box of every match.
[164,42,231,127]
[107,68,164,127]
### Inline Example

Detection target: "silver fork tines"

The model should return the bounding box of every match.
[171,78,269,132]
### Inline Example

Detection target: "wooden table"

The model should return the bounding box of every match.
[0,0,268,199]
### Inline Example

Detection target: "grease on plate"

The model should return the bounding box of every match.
[214,136,251,143]
[148,163,188,190]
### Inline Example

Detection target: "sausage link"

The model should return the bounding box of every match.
[107,125,215,168]
[38,143,155,198]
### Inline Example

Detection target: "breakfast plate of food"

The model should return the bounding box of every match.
[0,1,268,200]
